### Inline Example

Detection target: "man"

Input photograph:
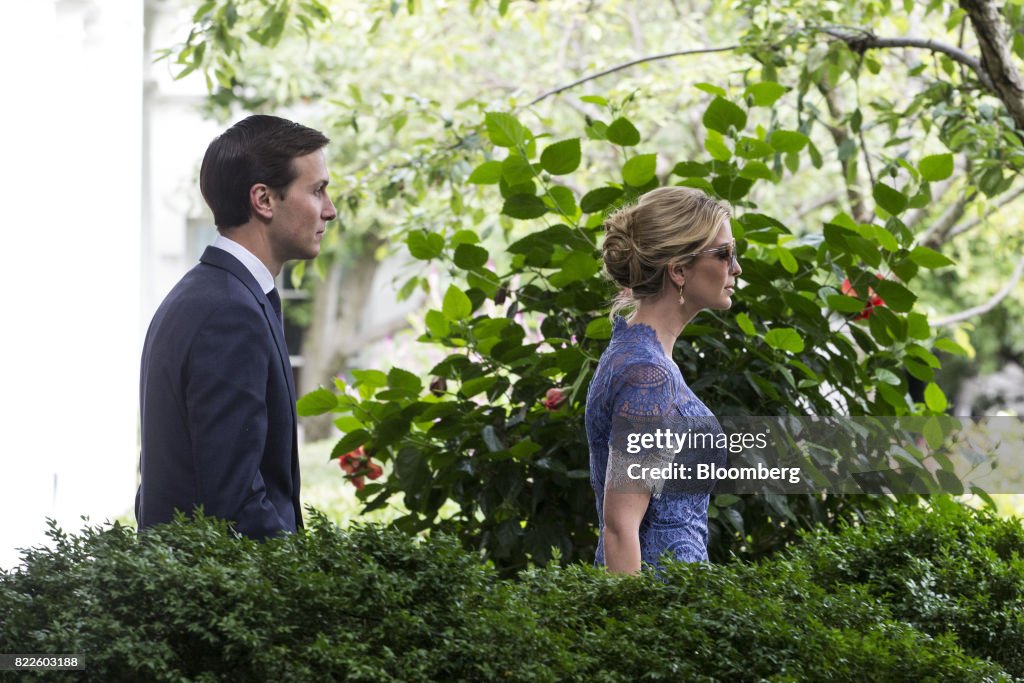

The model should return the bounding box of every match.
[136,114,336,539]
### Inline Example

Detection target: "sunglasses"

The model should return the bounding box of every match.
[683,239,738,267]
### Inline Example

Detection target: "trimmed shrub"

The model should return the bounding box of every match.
[794,497,1024,678]
[0,504,1019,682]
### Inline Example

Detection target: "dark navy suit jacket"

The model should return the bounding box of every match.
[136,246,302,539]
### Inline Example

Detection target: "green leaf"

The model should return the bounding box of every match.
[735,312,756,336]
[919,153,954,181]
[739,161,775,181]
[333,416,364,433]
[712,175,753,201]
[872,279,917,312]
[606,118,641,146]
[501,154,536,185]
[873,182,909,216]
[406,231,444,260]
[585,317,612,340]
[703,96,747,134]
[543,186,578,216]
[906,312,930,340]
[878,384,909,412]
[330,430,370,459]
[934,338,968,356]
[550,251,601,286]
[905,357,934,382]
[485,111,528,148]
[425,309,449,338]
[442,285,473,321]
[924,382,948,412]
[769,130,809,153]
[502,194,548,219]
[736,137,776,159]
[695,82,727,97]
[828,295,868,313]
[540,138,582,175]
[704,135,731,162]
[388,367,422,394]
[297,388,337,416]
[671,161,710,177]
[776,245,798,273]
[192,0,217,22]
[908,246,954,269]
[461,376,497,398]
[872,225,899,252]
[622,154,658,186]
[454,244,489,270]
[580,186,623,213]
[351,369,387,388]
[764,327,805,353]
[745,81,787,107]
[450,230,480,245]
[468,158,503,183]
[874,368,902,385]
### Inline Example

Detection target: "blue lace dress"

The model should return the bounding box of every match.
[586,317,720,567]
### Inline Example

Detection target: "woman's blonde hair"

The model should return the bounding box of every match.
[602,186,730,318]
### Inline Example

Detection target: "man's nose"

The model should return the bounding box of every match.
[324,196,337,220]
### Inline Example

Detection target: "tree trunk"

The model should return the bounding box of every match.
[962,0,1024,131]
[300,237,384,441]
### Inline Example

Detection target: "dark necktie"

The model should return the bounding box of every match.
[267,288,284,328]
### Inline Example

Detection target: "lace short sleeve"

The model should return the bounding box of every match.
[605,362,676,495]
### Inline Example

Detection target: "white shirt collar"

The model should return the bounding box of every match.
[211,234,276,294]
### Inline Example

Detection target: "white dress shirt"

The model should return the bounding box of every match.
[211,234,276,294]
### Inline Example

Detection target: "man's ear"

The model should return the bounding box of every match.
[249,183,273,220]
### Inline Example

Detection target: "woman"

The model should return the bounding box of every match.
[585,186,741,574]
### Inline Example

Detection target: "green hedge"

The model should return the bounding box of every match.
[1,502,1020,682]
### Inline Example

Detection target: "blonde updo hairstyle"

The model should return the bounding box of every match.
[602,186,731,318]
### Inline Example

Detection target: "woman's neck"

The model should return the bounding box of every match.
[628,296,697,357]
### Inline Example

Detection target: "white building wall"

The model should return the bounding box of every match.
[1,0,142,568]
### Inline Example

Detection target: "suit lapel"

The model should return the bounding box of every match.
[199,246,297,407]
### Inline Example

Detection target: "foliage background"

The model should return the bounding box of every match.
[158,0,1024,570]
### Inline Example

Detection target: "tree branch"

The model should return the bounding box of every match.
[904,175,959,231]
[812,26,995,91]
[945,184,1024,241]
[930,253,1024,327]
[530,22,1006,110]
[792,190,843,221]
[528,45,739,106]
[919,190,975,249]
[816,82,872,223]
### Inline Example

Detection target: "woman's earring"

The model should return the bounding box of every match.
[678,282,686,305]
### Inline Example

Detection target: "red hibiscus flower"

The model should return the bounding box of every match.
[338,446,366,474]
[338,445,385,488]
[542,387,568,411]
[366,461,384,480]
[841,275,886,321]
